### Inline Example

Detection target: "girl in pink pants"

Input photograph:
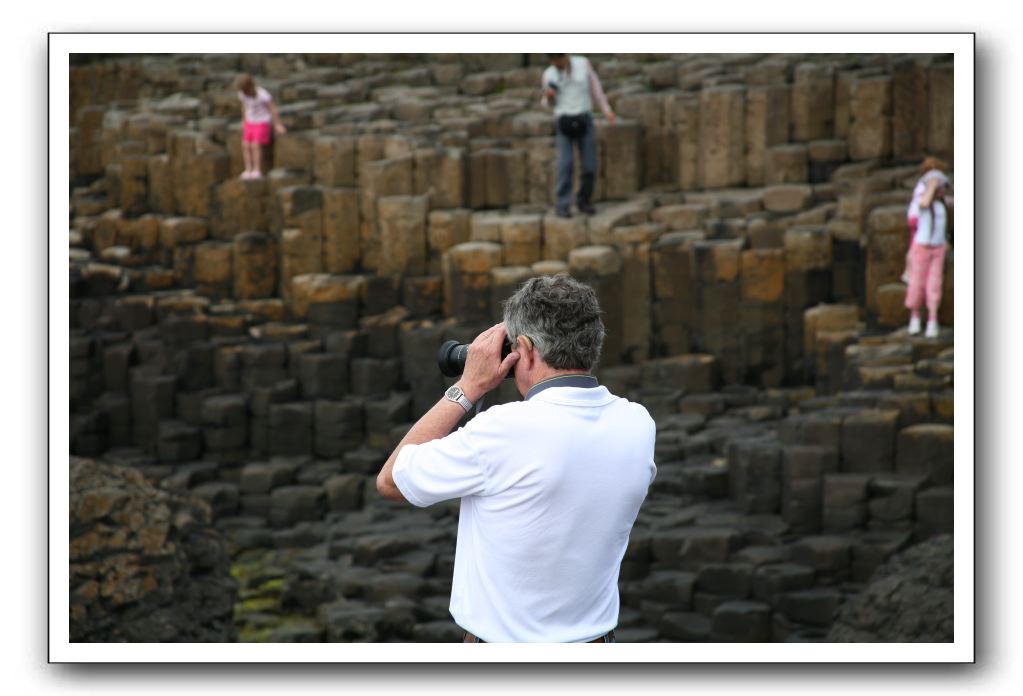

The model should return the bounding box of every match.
[905,241,946,337]
[904,159,951,338]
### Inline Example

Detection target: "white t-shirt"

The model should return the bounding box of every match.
[909,170,950,247]
[238,86,273,124]
[915,200,948,246]
[392,384,656,643]
[907,170,949,218]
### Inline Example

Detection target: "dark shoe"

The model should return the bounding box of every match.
[555,207,572,218]
[578,202,596,215]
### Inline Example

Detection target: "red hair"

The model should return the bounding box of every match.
[918,156,948,175]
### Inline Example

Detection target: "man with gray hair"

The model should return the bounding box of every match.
[377,275,656,643]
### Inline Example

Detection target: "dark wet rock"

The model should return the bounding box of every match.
[660,611,712,641]
[828,534,952,642]
[751,562,816,606]
[779,587,843,626]
[70,457,237,642]
[711,600,772,642]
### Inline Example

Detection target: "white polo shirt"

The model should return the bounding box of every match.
[392,383,656,643]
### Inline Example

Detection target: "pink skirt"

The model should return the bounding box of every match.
[243,121,271,145]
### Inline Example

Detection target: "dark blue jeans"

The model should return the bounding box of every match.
[555,113,597,211]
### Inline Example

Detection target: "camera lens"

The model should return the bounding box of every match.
[436,339,515,379]
[437,340,469,378]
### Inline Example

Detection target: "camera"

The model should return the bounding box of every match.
[437,339,514,379]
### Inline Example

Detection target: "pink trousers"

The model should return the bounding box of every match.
[904,243,946,315]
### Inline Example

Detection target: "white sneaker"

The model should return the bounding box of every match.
[908,316,921,335]
[925,320,939,339]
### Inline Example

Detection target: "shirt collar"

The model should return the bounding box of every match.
[525,374,599,401]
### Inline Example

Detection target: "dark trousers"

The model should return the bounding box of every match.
[555,113,597,211]
[464,629,616,643]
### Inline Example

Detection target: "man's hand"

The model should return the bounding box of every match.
[458,323,520,403]
[605,110,617,125]
[544,87,557,101]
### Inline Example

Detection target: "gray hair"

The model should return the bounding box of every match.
[503,274,606,371]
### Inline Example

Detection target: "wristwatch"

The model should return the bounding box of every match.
[444,385,473,413]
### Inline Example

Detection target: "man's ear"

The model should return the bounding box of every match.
[516,335,533,362]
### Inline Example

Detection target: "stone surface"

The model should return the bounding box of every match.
[711,600,772,642]
[70,457,237,641]
[828,535,952,642]
[896,424,954,485]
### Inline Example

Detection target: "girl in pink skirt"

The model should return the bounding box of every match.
[904,157,951,338]
[237,74,287,179]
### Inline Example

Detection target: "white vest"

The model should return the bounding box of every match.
[543,56,593,117]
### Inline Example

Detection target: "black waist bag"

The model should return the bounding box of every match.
[557,114,587,139]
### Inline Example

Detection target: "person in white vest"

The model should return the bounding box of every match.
[377,275,656,643]
[541,54,617,218]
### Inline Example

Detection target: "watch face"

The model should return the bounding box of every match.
[445,386,463,400]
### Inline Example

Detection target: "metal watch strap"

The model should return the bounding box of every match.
[453,392,472,413]
[446,387,473,413]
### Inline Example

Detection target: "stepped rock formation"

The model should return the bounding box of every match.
[68,53,956,642]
